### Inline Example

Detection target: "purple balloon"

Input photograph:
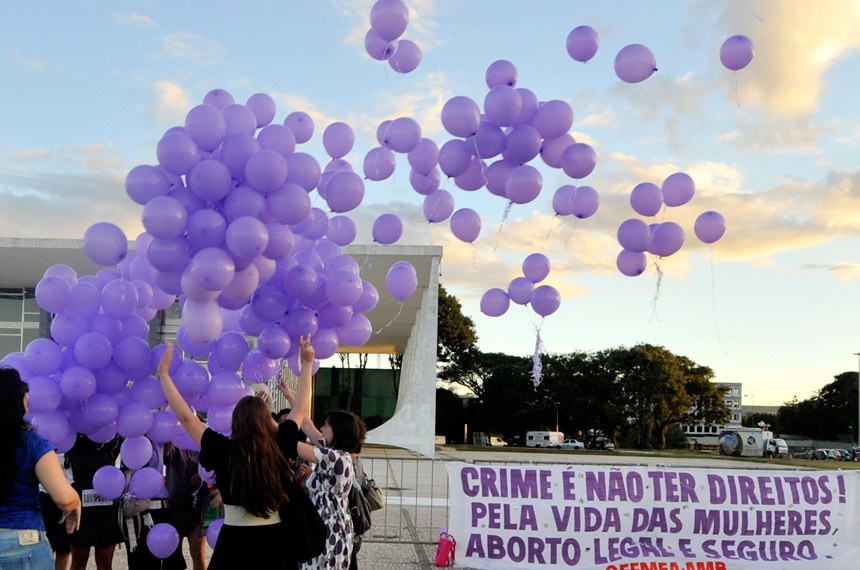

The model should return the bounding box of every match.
[505,164,542,205]
[117,401,154,438]
[540,134,575,169]
[470,120,506,159]
[438,139,472,178]
[219,133,260,179]
[449,208,481,243]
[208,371,247,406]
[188,247,235,292]
[83,223,128,267]
[318,303,353,329]
[246,92,276,127]
[617,219,651,253]
[661,172,695,207]
[24,338,63,375]
[720,35,754,71]
[121,436,154,470]
[552,185,576,216]
[74,333,113,370]
[485,59,518,88]
[323,122,355,159]
[222,104,257,137]
[502,125,542,165]
[245,149,288,193]
[147,523,180,560]
[130,467,165,499]
[617,249,648,277]
[423,190,454,223]
[60,366,96,402]
[409,168,441,196]
[484,85,522,127]
[327,215,357,246]
[284,111,314,144]
[566,25,600,63]
[325,171,365,213]
[146,238,190,273]
[372,214,403,244]
[326,271,364,307]
[363,147,396,181]
[267,183,311,226]
[156,131,200,176]
[370,0,409,41]
[572,185,600,219]
[507,277,534,305]
[389,39,421,74]
[353,280,379,314]
[258,325,291,359]
[386,262,417,301]
[407,138,439,174]
[83,393,119,428]
[226,216,269,259]
[185,104,226,151]
[531,285,561,317]
[173,360,210,397]
[561,143,596,179]
[284,264,319,302]
[148,410,180,444]
[93,465,126,500]
[188,159,232,203]
[514,88,539,125]
[441,96,481,137]
[530,100,574,139]
[382,117,421,153]
[337,314,372,347]
[485,160,515,197]
[480,288,510,317]
[523,253,550,283]
[694,211,726,244]
[311,327,340,360]
[125,165,170,206]
[31,411,69,446]
[454,157,486,192]
[142,196,188,240]
[101,279,139,318]
[364,28,398,61]
[614,43,657,83]
[26,376,62,413]
[182,299,223,344]
[258,124,296,156]
[207,519,224,548]
[650,222,685,257]
[630,182,663,217]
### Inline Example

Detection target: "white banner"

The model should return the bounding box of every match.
[445,462,860,570]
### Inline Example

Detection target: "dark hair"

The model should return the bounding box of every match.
[324,410,367,454]
[0,368,29,502]
[228,396,290,518]
[274,408,291,422]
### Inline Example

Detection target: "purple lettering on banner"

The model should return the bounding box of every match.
[470,501,487,526]
[510,468,539,498]
[527,536,547,565]
[465,533,485,558]
[539,469,553,499]
[551,504,571,531]
[562,470,576,500]
[817,475,833,504]
[461,466,479,497]
[708,473,727,504]
[487,534,504,559]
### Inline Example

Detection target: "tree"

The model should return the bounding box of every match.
[778,371,858,440]
[437,284,478,364]
[436,388,467,444]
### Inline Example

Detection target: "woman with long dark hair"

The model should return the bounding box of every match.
[157,336,314,569]
[0,367,81,568]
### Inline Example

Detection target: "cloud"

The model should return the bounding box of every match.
[720,0,860,116]
[4,48,47,71]
[157,32,225,66]
[146,81,192,125]
[112,13,157,28]
[0,145,142,240]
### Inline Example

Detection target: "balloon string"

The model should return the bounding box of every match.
[545,215,558,241]
[531,325,544,389]
[374,300,405,334]
[492,201,513,254]
[649,259,664,322]
[562,217,577,250]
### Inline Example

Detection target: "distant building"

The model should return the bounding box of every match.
[681,381,743,440]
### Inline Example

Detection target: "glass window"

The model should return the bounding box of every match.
[0,294,22,322]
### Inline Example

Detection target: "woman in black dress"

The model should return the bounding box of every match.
[157,336,314,569]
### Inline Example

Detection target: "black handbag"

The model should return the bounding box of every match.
[281,477,327,564]
[348,481,372,536]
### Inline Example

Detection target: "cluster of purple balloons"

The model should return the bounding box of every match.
[479,253,560,319]
[615,173,727,277]
[364,0,421,74]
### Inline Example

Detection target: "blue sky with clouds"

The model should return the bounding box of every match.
[2,0,860,405]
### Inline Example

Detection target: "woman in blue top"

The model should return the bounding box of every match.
[0,367,81,568]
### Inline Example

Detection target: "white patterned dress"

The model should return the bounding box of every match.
[300,446,355,570]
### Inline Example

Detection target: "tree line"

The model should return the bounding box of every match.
[433,285,858,449]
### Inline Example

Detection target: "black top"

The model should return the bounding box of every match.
[198,419,298,506]
[67,434,122,489]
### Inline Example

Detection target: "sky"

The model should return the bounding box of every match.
[2,0,860,406]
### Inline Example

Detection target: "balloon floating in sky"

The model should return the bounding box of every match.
[566,25,600,63]
[614,43,657,83]
[720,34,755,71]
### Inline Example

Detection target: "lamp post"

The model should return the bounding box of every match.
[544,396,559,432]
[854,353,860,447]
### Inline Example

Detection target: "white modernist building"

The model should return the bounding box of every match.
[0,237,442,457]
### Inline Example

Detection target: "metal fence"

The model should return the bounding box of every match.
[360,456,451,545]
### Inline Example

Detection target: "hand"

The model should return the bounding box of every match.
[276,380,295,405]
[60,505,81,534]
[299,335,315,365]
[158,344,175,379]
[255,388,272,407]
[209,488,222,508]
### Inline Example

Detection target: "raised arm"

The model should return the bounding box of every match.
[157,344,206,445]
[277,335,314,429]
[35,451,81,533]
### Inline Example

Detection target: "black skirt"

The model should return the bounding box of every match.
[209,523,297,570]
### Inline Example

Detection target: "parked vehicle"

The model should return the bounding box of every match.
[526,431,564,448]
[472,432,508,446]
[560,438,584,450]
[587,438,615,450]
[765,438,788,458]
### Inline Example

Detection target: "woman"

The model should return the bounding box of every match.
[0,368,81,568]
[157,336,314,569]
[284,390,366,570]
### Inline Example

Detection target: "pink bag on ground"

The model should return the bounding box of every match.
[434,530,456,567]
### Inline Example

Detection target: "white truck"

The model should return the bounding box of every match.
[718,426,788,458]
[526,431,564,448]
